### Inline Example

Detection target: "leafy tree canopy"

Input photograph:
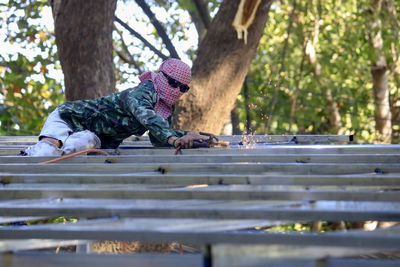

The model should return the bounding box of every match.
[1,0,399,144]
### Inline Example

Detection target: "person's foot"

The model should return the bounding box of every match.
[22,139,63,156]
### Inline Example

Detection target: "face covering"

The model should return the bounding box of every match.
[139,58,192,119]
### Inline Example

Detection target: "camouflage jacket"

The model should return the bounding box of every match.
[57,80,187,148]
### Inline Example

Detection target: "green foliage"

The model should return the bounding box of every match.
[0,0,64,136]
[263,221,354,233]
[0,217,78,226]
[263,223,311,233]
[237,0,399,143]
[26,217,78,225]
[2,0,222,135]
[112,0,222,91]
[2,0,399,144]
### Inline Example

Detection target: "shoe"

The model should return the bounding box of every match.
[23,140,63,157]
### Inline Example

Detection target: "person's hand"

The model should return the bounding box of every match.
[186,131,219,147]
[175,134,200,149]
[168,132,218,149]
[168,135,198,148]
[186,131,205,142]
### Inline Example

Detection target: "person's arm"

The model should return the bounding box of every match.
[122,84,208,148]
[122,86,178,146]
[167,110,188,138]
[149,132,179,147]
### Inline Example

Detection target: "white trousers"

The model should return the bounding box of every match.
[25,108,101,156]
[39,108,74,146]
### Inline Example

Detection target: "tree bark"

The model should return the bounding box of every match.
[172,0,273,133]
[383,0,400,137]
[243,76,252,134]
[230,105,242,135]
[190,0,211,43]
[306,1,343,133]
[369,0,392,143]
[51,0,117,101]
[192,0,211,30]
[325,89,344,134]
[188,9,207,43]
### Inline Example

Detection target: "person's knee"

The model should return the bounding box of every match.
[62,130,101,154]
[40,137,61,148]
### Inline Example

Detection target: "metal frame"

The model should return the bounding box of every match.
[0,135,399,266]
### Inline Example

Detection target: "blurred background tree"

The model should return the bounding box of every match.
[0,0,64,136]
[236,0,400,144]
[1,0,399,143]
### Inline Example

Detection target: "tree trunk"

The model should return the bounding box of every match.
[289,32,307,132]
[266,0,297,133]
[306,2,343,133]
[188,9,207,43]
[192,0,211,29]
[243,76,252,134]
[230,105,242,135]
[51,0,117,101]
[371,65,391,143]
[326,88,344,134]
[172,0,273,133]
[190,0,211,43]
[369,0,392,143]
[384,0,400,139]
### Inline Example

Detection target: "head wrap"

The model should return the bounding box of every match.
[138,58,192,119]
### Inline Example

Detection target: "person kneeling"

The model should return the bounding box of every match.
[23,58,209,156]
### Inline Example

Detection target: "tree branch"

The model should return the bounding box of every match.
[115,48,134,65]
[188,9,206,42]
[192,0,211,29]
[114,17,168,61]
[114,26,143,73]
[266,0,297,133]
[134,0,180,59]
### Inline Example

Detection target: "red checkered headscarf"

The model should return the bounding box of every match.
[139,58,192,119]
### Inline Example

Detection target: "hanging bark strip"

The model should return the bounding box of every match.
[173,0,273,134]
[232,0,262,44]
